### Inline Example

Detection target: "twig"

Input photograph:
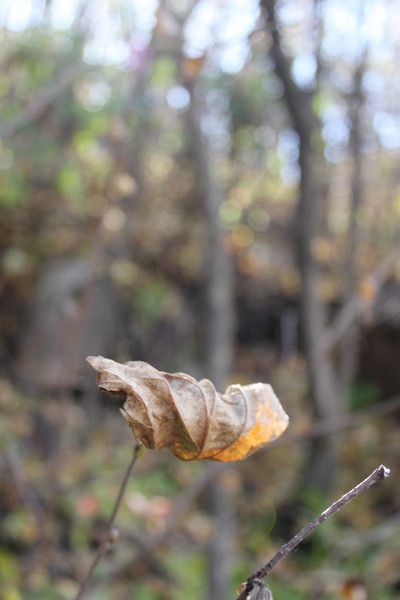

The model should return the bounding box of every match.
[271,394,400,449]
[2,443,43,521]
[236,465,391,600]
[96,397,399,585]
[115,397,399,575]
[2,443,45,531]
[321,251,398,354]
[74,444,142,600]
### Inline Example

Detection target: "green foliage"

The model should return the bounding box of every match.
[0,550,20,596]
[131,583,164,600]
[242,511,276,554]
[164,552,207,599]
[57,162,84,200]
[150,57,177,87]
[0,171,26,208]
[347,381,381,411]
[269,578,307,600]
[133,279,180,325]
[133,469,180,499]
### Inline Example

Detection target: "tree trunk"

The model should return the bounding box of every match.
[185,76,236,600]
[339,58,366,397]
[262,0,341,491]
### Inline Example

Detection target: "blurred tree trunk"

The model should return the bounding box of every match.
[185,80,235,384]
[261,0,341,491]
[185,76,236,600]
[339,58,366,396]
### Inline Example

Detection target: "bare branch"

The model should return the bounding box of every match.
[2,444,44,530]
[237,465,391,599]
[272,394,400,449]
[74,444,143,600]
[109,403,398,585]
[260,0,314,136]
[321,250,398,354]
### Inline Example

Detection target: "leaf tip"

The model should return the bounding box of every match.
[86,355,105,370]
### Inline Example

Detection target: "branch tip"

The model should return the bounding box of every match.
[236,464,391,599]
[379,464,391,478]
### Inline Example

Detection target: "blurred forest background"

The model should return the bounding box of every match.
[0,0,399,598]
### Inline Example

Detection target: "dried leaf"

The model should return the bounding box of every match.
[87,356,289,462]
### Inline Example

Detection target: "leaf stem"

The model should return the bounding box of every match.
[74,444,142,600]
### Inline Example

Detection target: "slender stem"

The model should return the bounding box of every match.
[237,465,391,600]
[74,444,142,600]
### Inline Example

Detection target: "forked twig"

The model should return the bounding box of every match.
[237,465,391,600]
[74,444,143,600]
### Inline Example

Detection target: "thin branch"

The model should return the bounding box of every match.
[90,393,399,588]
[118,395,399,560]
[321,250,398,354]
[261,0,314,135]
[109,408,398,583]
[237,465,391,600]
[2,443,44,529]
[74,443,142,600]
[272,394,400,449]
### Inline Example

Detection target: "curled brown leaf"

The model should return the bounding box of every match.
[87,356,289,462]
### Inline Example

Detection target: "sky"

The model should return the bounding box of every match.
[2,0,397,71]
